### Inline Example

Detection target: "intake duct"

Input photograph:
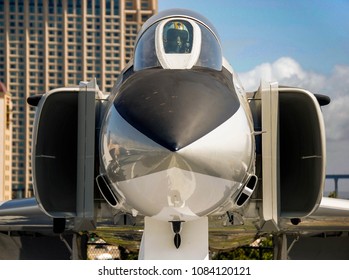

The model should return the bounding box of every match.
[32,89,79,216]
[249,84,328,220]
[278,87,326,217]
[31,81,97,222]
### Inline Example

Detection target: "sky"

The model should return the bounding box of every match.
[158,0,349,189]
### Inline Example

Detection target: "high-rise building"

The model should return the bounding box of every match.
[0,0,158,198]
[0,82,12,201]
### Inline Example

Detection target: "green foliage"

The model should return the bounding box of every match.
[212,237,273,260]
[328,191,337,198]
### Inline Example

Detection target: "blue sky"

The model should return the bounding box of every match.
[158,0,349,74]
[158,1,349,189]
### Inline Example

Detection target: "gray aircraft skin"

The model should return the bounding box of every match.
[1,9,349,259]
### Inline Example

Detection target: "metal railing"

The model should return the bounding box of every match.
[325,174,349,198]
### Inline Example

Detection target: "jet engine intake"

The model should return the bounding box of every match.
[278,87,326,218]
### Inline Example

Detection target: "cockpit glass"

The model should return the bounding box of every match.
[134,18,222,71]
[134,24,161,71]
[163,20,193,54]
[195,25,222,71]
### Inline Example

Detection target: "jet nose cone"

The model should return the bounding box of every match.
[114,69,240,151]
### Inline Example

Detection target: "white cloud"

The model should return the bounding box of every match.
[238,57,326,92]
[237,57,349,174]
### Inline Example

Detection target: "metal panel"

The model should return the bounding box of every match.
[74,79,98,231]
[260,81,279,231]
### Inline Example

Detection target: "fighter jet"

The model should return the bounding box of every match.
[1,9,349,260]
